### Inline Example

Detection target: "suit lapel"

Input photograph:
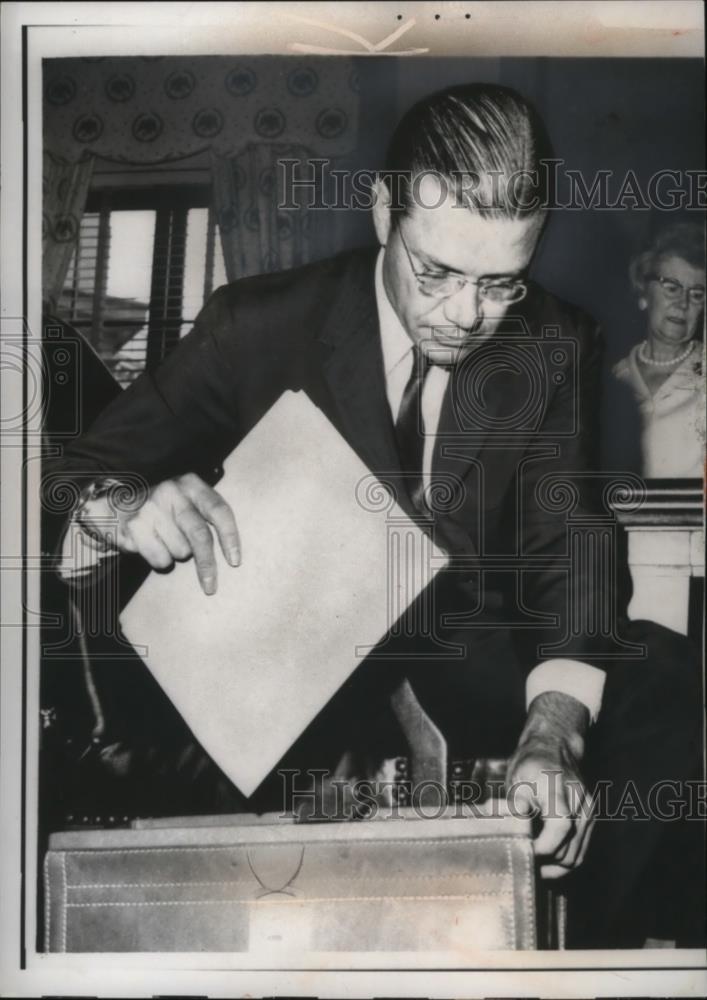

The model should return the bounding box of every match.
[316,251,402,479]
[315,260,549,535]
[432,295,543,489]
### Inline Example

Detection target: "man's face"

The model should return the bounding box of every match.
[378,175,545,365]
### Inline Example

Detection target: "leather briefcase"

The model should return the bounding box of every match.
[44,807,537,953]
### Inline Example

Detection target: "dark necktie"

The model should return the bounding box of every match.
[395,346,431,515]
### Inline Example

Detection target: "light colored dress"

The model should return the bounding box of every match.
[611,340,705,479]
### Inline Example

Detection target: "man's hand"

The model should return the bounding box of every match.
[506,691,595,879]
[79,473,241,595]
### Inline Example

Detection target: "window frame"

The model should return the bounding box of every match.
[64,183,217,385]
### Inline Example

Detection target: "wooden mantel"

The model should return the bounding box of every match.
[610,480,704,637]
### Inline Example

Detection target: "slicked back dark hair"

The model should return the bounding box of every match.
[382,82,554,224]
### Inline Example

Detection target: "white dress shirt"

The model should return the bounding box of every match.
[374,250,605,722]
[61,251,606,722]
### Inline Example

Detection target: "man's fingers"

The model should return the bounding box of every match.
[127,520,174,570]
[556,783,595,868]
[508,758,593,877]
[509,774,574,856]
[175,506,218,595]
[533,814,574,858]
[534,788,595,880]
[109,476,239,590]
[508,780,538,817]
[116,524,139,553]
[540,862,570,880]
[154,516,192,562]
[575,813,597,868]
[540,818,592,880]
[186,480,241,567]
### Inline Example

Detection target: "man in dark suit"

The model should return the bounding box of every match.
[53,84,702,947]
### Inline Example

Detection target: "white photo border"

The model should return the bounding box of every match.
[1,2,705,997]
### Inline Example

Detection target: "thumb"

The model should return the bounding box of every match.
[507,778,540,817]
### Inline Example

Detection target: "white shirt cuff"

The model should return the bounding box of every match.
[526,659,606,724]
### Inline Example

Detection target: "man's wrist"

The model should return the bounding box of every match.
[73,478,125,550]
[521,691,589,758]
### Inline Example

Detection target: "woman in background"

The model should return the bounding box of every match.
[609,221,704,478]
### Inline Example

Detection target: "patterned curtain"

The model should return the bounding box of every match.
[212,143,321,281]
[43,56,360,294]
[43,56,359,164]
[42,151,94,312]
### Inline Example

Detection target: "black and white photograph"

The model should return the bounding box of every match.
[1,2,705,997]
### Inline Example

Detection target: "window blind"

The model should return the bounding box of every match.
[59,188,227,389]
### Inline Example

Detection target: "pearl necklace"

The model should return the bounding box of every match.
[637,339,694,368]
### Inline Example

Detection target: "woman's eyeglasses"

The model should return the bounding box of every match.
[649,274,705,306]
[397,225,528,304]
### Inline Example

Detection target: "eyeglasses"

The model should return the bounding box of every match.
[649,274,705,306]
[397,224,528,304]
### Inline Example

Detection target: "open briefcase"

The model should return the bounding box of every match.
[44,804,538,954]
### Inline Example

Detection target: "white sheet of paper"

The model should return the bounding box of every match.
[119,391,448,797]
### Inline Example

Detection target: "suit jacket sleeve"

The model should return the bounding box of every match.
[512,312,613,666]
[46,280,310,491]
[42,276,317,565]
